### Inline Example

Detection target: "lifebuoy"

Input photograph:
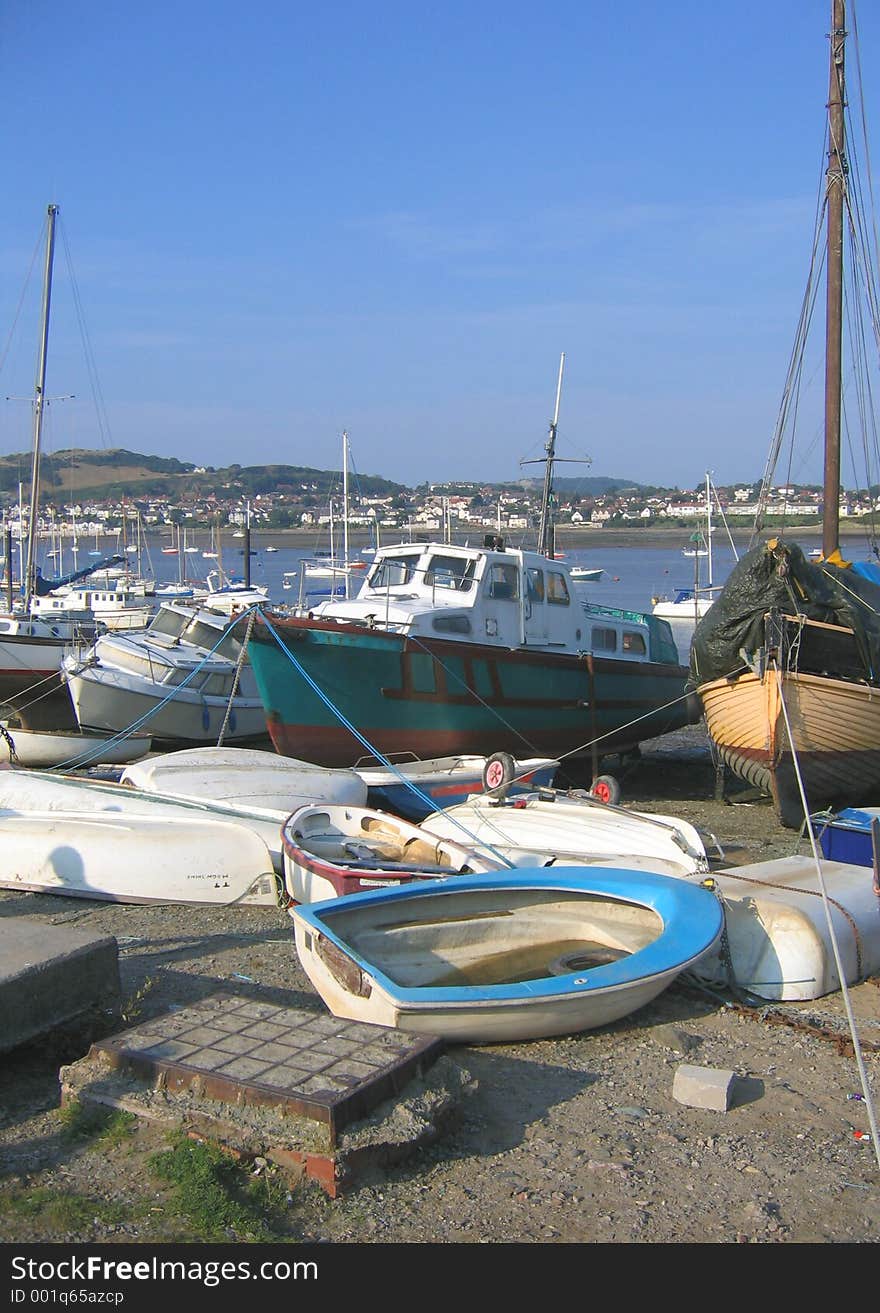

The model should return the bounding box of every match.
[482,750,516,798]
[590,774,622,806]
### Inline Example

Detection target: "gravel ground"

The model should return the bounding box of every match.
[0,726,878,1246]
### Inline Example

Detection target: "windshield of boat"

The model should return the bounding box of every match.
[424,554,476,592]
[368,553,420,590]
[180,614,243,659]
[147,607,189,639]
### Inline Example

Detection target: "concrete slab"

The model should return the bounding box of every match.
[0,917,121,1054]
[59,993,466,1197]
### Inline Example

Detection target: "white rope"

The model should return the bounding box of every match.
[773,660,880,1169]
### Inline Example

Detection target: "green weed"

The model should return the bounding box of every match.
[0,1186,128,1232]
[148,1132,295,1243]
[57,1101,138,1147]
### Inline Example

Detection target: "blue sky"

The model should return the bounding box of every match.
[1,0,876,491]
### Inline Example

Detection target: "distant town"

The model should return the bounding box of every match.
[0,446,868,543]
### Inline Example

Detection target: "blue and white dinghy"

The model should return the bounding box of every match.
[291,867,724,1043]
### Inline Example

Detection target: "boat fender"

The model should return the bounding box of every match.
[590,774,622,806]
[483,751,516,798]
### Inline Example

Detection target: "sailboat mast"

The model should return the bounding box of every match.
[822,0,846,558]
[24,204,59,610]
[537,352,565,558]
[342,430,350,599]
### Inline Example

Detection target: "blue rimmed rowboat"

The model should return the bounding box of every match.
[290,867,724,1044]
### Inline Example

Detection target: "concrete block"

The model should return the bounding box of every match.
[672,1063,737,1112]
[0,917,121,1054]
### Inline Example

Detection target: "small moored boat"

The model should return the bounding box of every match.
[281,802,508,903]
[352,751,559,821]
[290,867,725,1043]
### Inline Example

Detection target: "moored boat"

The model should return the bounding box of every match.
[289,867,725,1042]
[0,722,152,769]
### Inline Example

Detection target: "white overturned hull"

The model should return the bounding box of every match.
[0,769,291,874]
[420,791,709,879]
[694,855,880,1001]
[0,811,279,906]
[121,745,368,811]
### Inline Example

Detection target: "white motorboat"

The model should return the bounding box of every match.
[62,597,269,747]
[280,801,508,903]
[290,866,724,1043]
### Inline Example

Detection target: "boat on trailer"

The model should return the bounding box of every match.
[351,751,559,821]
[290,866,724,1043]
[280,802,508,903]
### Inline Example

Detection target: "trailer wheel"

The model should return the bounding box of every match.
[483,751,516,798]
[590,774,622,806]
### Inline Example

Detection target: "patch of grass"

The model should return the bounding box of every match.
[0,1186,128,1231]
[57,1101,138,1147]
[148,1132,294,1243]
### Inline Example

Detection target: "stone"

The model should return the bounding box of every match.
[672,1063,738,1112]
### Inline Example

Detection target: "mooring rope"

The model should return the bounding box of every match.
[773,659,880,1169]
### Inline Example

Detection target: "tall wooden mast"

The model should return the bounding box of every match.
[822,0,846,558]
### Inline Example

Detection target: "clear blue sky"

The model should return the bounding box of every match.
[1,0,876,492]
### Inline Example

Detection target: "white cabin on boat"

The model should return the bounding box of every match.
[307,539,678,664]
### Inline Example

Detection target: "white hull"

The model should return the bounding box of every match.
[120,745,368,811]
[0,810,279,905]
[65,661,268,744]
[0,769,292,874]
[420,792,709,878]
[291,868,724,1042]
[0,724,152,768]
[281,802,505,903]
[693,855,880,1000]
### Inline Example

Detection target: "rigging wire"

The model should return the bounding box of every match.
[773,660,880,1170]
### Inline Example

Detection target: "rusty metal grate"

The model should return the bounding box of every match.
[92,993,443,1141]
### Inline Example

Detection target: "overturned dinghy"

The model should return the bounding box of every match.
[290,867,724,1043]
[0,768,292,875]
[0,810,279,906]
[694,854,880,1001]
[121,745,368,811]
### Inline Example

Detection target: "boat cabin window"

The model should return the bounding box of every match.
[424,554,475,592]
[526,569,544,602]
[148,608,190,640]
[546,571,571,606]
[591,626,618,652]
[368,554,418,589]
[485,562,519,601]
[433,614,472,634]
[622,631,647,655]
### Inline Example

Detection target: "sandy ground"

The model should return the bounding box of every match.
[0,726,878,1247]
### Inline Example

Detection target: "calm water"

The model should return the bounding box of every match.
[45,529,825,666]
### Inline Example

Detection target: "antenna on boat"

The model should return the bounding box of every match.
[520,352,591,559]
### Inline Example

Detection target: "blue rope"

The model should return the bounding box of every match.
[257,608,516,866]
